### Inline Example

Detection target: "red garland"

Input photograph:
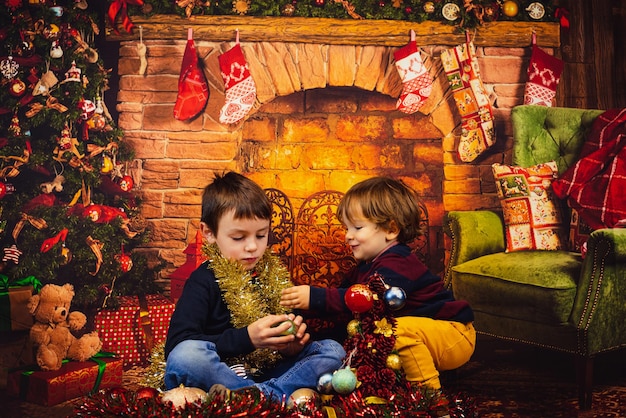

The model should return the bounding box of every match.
[108,0,144,34]
[77,385,476,417]
[342,273,403,399]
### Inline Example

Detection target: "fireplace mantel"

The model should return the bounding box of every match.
[106,15,559,48]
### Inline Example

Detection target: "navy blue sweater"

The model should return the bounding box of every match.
[164,262,255,359]
[309,243,474,324]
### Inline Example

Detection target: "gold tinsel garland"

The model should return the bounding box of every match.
[203,243,294,374]
[143,341,167,390]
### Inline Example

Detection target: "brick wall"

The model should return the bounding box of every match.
[113,38,545,287]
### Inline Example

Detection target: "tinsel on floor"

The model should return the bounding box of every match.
[74,384,475,417]
[78,275,477,416]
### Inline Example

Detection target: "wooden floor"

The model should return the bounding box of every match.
[2,334,626,418]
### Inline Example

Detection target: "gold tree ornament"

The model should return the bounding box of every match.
[233,0,251,15]
[386,353,402,370]
[346,319,361,337]
[373,318,394,338]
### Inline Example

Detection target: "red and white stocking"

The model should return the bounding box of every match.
[524,33,564,107]
[173,29,209,121]
[441,35,495,162]
[394,30,432,114]
[219,32,257,124]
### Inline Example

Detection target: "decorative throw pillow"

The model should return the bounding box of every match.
[492,161,567,252]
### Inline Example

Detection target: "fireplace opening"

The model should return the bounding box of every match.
[238,86,445,274]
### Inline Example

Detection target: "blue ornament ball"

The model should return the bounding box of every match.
[384,286,407,310]
[331,368,357,395]
[316,372,334,394]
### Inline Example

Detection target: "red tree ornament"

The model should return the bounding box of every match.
[135,386,159,400]
[0,181,15,199]
[344,284,374,313]
[115,247,133,273]
[119,175,134,192]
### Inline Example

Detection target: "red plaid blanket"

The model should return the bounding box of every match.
[552,108,626,230]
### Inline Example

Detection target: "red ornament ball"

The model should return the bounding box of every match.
[108,386,128,402]
[116,253,133,273]
[0,181,14,199]
[135,386,159,400]
[344,284,374,313]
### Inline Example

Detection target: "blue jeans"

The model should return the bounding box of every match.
[165,339,345,401]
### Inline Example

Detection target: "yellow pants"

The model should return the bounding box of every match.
[394,317,476,390]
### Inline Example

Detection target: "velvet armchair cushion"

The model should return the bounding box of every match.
[451,250,581,325]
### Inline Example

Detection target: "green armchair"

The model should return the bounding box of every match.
[444,105,626,410]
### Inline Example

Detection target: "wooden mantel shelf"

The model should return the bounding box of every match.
[106,15,559,48]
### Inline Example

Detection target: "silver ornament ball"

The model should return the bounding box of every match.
[384,286,407,310]
[316,372,334,394]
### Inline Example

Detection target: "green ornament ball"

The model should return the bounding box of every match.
[331,368,357,395]
[272,319,296,336]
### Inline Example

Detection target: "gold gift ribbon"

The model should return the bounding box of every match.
[86,142,118,159]
[86,236,104,276]
[12,213,48,242]
[0,149,30,178]
[26,96,68,117]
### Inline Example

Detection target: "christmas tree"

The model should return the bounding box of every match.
[0,0,159,309]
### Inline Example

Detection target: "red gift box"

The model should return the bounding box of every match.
[95,294,174,366]
[7,356,123,406]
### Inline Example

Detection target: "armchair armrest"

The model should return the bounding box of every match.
[443,210,505,287]
[571,227,626,353]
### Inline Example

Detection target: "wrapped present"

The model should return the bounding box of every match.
[0,331,34,389]
[7,354,123,406]
[95,294,174,366]
[0,275,42,332]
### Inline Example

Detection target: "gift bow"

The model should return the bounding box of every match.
[26,96,68,117]
[87,142,118,159]
[108,0,143,34]
[13,212,48,242]
[0,274,42,293]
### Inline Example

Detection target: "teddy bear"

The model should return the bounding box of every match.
[27,283,102,371]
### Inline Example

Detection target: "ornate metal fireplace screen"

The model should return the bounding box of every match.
[265,188,429,288]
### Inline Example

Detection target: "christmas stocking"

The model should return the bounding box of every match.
[218,31,257,124]
[173,28,209,121]
[441,36,495,162]
[524,33,564,107]
[394,30,432,114]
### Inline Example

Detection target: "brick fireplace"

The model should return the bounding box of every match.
[106,16,560,288]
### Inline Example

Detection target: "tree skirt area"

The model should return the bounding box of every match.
[3,335,626,417]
